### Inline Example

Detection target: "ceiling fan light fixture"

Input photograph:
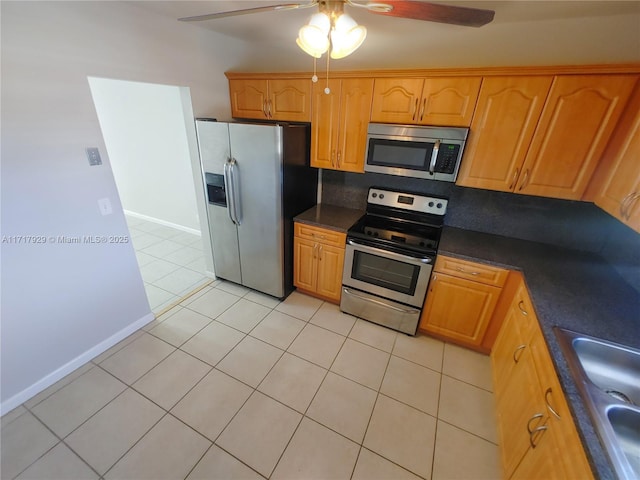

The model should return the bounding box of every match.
[330,13,367,59]
[297,13,331,57]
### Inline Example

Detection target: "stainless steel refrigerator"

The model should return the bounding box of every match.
[196,119,318,299]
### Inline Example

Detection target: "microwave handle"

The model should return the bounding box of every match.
[428,139,440,176]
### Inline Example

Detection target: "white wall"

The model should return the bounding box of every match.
[0,0,249,412]
[89,78,201,233]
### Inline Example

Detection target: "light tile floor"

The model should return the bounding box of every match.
[125,215,212,314]
[1,286,501,480]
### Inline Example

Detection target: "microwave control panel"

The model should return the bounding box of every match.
[435,144,461,174]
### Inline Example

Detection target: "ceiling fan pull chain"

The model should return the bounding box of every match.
[312,57,318,83]
[324,52,331,94]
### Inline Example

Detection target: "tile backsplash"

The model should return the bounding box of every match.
[321,170,640,293]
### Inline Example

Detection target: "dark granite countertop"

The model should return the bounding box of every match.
[439,226,640,480]
[294,204,364,233]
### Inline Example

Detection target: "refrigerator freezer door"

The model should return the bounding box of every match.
[196,120,242,284]
[229,123,284,298]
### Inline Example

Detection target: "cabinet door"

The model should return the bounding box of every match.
[418,77,481,126]
[518,75,638,199]
[456,76,553,191]
[311,79,341,169]
[337,78,374,173]
[370,78,424,124]
[316,243,345,302]
[420,272,502,347]
[293,237,318,292]
[593,85,640,233]
[268,78,311,122]
[229,79,268,119]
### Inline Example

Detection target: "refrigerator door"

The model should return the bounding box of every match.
[229,123,284,298]
[196,120,242,284]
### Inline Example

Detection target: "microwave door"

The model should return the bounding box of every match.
[364,137,435,178]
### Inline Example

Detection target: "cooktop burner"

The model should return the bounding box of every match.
[347,187,448,255]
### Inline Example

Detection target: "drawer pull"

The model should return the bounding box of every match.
[529,424,548,449]
[526,413,544,434]
[513,344,526,364]
[517,300,528,316]
[545,387,561,419]
[456,267,479,276]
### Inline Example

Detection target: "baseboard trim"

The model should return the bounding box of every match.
[124,210,201,236]
[0,312,155,415]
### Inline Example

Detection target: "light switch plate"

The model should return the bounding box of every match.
[86,147,102,166]
[98,198,112,216]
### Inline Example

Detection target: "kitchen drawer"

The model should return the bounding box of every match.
[294,223,346,248]
[435,255,508,287]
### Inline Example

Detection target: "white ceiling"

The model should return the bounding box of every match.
[134,1,640,71]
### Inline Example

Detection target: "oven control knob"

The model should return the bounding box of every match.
[419,241,425,247]
[437,203,443,209]
[379,194,385,199]
[428,201,434,207]
[372,193,377,198]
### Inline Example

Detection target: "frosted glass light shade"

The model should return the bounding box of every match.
[330,13,367,59]
[297,13,330,58]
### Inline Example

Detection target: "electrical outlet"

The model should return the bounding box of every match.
[86,147,102,166]
[98,198,112,216]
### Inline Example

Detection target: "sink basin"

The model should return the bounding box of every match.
[572,337,640,406]
[607,406,640,476]
[555,327,640,480]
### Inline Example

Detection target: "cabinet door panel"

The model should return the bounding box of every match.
[311,79,341,169]
[519,75,637,199]
[230,79,268,119]
[337,78,374,173]
[370,78,424,124]
[269,79,311,121]
[594,85,640,233]
[420,273,501,346]
[419,77,481,126]
[294,237,317,292]
[316,244,345,302]
[457,76,553,191]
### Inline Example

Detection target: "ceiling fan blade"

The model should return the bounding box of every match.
[179,1,317,22]
[366,1,495,27]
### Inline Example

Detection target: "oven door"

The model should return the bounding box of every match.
[342,238,433,308]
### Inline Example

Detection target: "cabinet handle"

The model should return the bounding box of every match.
[419,98,427,121]
[509,168,520,190]
[337,151,341,168]
[311,233,327,240]
[412,98,419,121]
[313,243,318,259]
[622,192,640,220]
[318,244,323,260]
[545,387,561,419]
[526,413,544,434]
[267,99,273,119]
[262,100,269,118]
[513,344,526,364]
[529,424,548,449]
[456,267,479,276]
[518,169,530,191]
[518,300,528,316]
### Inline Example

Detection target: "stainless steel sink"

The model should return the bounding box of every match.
[555,327,640,480]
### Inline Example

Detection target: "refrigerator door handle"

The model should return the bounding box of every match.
[228,158,242,225]
[223,159,237,225]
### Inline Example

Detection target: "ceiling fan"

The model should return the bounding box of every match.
[179,1,495,86]
[178,1,495,28]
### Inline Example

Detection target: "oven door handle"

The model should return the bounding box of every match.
[342,288,421,315]
[347,239,433,264]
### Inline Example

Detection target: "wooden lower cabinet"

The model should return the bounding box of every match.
[419,255,508,351]
[492,276,593,480]
[293,223,345,303]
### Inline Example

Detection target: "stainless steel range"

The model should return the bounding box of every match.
[340,187,448,335]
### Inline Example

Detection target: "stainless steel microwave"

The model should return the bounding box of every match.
[364,123,469,182]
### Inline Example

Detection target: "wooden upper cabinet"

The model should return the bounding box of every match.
[311,78,373,172]
[229,78,311,121]
[517,74,637,199]
[370,77,481,126]
[456,76,553,191]
[591,83,640,233]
